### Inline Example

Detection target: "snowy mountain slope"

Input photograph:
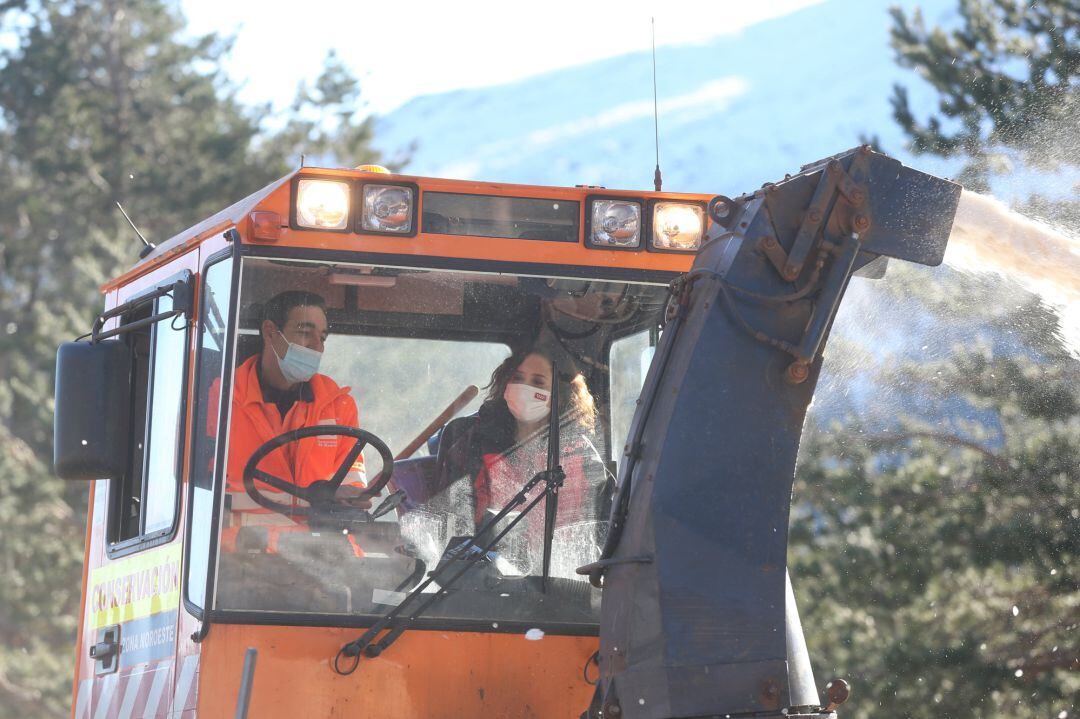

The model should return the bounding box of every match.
[371,0,1076,428]
[372,0,957,195]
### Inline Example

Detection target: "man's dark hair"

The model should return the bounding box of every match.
[262,290,327,330]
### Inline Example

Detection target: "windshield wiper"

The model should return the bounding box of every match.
[334,375,564,673]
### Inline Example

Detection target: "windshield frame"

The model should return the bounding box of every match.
[189,246,676,636]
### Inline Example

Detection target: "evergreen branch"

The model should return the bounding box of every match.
[869,430,1010,470]
[1016,651,1080,675]
[0,665,40,706]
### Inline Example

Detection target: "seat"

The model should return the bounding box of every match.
[433,414,478,484]
[392,456,437,510]
[393,414,478,510]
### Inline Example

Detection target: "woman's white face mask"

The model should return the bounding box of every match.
[503,382,552,423]
[272,328,322,384]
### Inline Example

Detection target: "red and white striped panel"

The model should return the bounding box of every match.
[73,654,198,719]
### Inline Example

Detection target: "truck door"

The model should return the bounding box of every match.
[72,259,195,719]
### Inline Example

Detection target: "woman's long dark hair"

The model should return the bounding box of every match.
[476,345,596,455]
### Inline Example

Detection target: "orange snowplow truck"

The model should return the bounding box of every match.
[54,150,960,718]
[54,164,711,718]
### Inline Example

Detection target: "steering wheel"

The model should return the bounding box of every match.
[242,425,395,519]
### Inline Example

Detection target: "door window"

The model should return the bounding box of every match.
[107,284,190,555]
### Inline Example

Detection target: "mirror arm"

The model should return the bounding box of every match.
[91,276,194,343]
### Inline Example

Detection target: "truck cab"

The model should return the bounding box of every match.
[56,166,709,717]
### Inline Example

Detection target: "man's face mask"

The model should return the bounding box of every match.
[272,327,322,384]
[503,382,552,423]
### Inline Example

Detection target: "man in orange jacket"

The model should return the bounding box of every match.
[221,290,367,551]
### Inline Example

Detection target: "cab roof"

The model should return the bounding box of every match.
[111,166,710,291]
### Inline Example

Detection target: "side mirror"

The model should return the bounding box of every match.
[54,340,131,480]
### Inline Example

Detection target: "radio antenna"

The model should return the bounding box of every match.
[115,201,156,258]
[651,17,663,192]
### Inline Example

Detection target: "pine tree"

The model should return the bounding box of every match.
[268,49,392,169]
[0,2,383,714]
[889,0,1080,223]
[790,269,1079,719]
[786,7,1080,715]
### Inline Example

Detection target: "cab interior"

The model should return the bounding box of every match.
[210,256,670,630]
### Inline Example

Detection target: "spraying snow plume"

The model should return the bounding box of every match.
[945,190,1080,355]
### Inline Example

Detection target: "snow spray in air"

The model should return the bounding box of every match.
[806,186,1080,427]
[945,190,1080,355]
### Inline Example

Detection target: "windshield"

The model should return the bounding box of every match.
[210,257,667,630]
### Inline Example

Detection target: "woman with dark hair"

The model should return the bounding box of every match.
[476,346,596,460]
[435,344,611,576]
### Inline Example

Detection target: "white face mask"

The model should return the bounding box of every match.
[272,328,322,384]
[503,382,552,423]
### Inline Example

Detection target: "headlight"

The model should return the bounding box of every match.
[651,202,706,252]
[361,184,414,234]
[588,199,642,248]
[295,179,351,230]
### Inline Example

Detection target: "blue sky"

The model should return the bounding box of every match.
[178,0,822,115]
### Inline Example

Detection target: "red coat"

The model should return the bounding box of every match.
[472,435,607,576]
[474,434,604,529]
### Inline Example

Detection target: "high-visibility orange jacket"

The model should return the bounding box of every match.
[224,354,365,505]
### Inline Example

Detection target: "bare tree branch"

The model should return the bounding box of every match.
[870,431,1010,471]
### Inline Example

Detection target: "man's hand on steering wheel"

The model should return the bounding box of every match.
[336,485,374,509]
[242,425,395,519]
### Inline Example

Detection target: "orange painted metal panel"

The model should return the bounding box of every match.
[104,169,706,290]
[199,624,598,718]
